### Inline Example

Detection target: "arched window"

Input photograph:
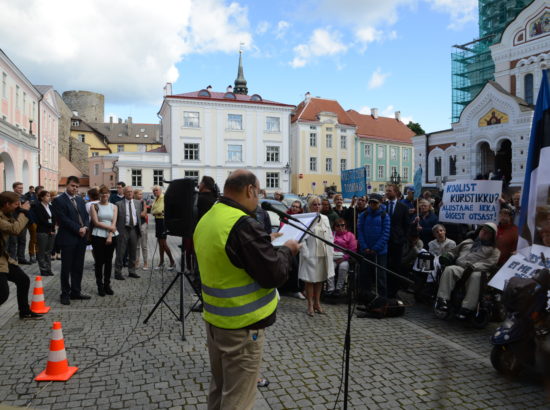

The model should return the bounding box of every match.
[198,89,211,97]
[434,157,442,177]
[524,73,534,105]
[449,155,457,176]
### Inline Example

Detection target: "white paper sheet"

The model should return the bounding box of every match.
[272,212,319,247]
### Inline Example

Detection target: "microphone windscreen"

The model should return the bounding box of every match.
[261,201,272,211]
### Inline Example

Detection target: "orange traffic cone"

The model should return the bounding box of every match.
[30,276,50,314]
[35,322,78,381]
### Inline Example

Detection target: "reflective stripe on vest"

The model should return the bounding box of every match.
[193,202,278,329]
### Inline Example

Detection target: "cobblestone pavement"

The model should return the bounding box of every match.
[0,227,549,409]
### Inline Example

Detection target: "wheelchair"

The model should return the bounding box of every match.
[433,263,504,329]
[411,250,439,305]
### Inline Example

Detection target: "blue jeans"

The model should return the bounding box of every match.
[359,253,387,298]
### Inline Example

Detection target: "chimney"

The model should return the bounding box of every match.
[305,92,311,103]
[72,111,78,117]
[163,82,172,96]
[395,111,401,122]
[109,116,113,130]
[371,108,378,119]
[226,85,233,93]
[206,85,212,91]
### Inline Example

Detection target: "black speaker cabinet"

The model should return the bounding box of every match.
[164,178,197,238]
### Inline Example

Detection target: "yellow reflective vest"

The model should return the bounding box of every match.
[193,202,278,329]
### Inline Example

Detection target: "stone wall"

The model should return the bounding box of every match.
[55,91,89,175]
[62,90,105,123]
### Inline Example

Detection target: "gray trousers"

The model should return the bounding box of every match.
[137,223,148,265]
[437,265,482,311]
[115,227,138,275]
[36,232,55,274]
[8,227,27,261]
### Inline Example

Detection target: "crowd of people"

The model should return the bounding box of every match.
[0,177,178,316]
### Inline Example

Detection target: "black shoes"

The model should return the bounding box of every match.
[456,308,473,320]
[29,256,36,264]
[114,274,125,280]
[435,298,449,313]
[18,259,31,265]
[60,296,70,305]
[104,286,114,295]
[70,293,91,300]
[41,272,54,277]
[98,286,106,297]
[20,311,43,320]
[129,273,140,279]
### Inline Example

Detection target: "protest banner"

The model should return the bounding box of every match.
[341,167,366,199]
[413,166,422,200]
[489,244,550,291]
[439,180,502,224]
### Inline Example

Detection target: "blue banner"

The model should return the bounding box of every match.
[341,167,366,199]
[413,166,423,199]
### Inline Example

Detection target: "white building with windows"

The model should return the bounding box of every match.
[413,0,550,189]
[157,52,294,192]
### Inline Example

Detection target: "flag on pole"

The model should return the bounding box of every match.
[518,70,550,249]
[413,165,423,200]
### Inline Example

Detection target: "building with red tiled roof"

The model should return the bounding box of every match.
[290,93,357,194]
[347,109,414,192]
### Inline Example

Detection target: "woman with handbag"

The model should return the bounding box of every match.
[89,186,119,296]
[32,190,56,277]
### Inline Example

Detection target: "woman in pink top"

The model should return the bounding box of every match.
[327,218,358,296]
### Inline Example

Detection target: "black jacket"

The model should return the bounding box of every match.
[32,202,56,234]
[387,200,410,245]
[197,191,218,221]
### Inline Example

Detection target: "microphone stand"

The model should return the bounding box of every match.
[281,216,413,410]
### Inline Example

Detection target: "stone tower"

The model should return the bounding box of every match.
[62,90,105,123]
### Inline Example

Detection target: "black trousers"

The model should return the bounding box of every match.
[91,236,117,287]
[0,264,31,314]
[8,227,27,261]
[386,242,404,298]
[60,241,87,298]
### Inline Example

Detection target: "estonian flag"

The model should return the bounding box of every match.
[518,70,550,249]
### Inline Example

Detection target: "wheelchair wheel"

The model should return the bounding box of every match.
[470,308,490,329]
[490,345,523,379]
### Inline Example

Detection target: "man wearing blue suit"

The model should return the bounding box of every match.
[52,176,91,305]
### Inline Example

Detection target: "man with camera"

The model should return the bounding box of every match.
[0,191,42,319]
[7,182,31,265]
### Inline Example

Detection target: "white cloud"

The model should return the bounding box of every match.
[426,0,477,30]
[368,67,390,89]
[256,21,270,35]
[0,0,252,104]
[355,27,384,44]
[275,21,290,39]
[359,106,371,115]
[290,28,348,68]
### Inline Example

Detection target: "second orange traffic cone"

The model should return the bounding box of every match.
[30,276,50,314]
[35,322,78,381]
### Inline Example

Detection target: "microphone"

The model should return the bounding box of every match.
[261,201,301,223]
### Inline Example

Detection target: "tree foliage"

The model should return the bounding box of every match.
[407,121,426,135]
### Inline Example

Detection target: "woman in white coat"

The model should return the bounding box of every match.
[299,196,335,316]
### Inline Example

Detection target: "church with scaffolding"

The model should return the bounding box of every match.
[414,0,550,190]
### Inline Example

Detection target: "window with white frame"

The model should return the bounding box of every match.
[364,144,372,157]
[266,146,279,162]
[377,145,384,159]
[184,143,200,160]
[365,165,371,178]
[391,166,397,176]
[326,127,333,132]
[1,72,6,98]
[132,169,142,187]
[91,152,99,157]
[266,172,279,189]
[72,120,80,126]
[310,133,317,147]
[403,148,409,161]
[153,169,164,186]
[227,144,242,162]
[184,170,199,183]
[183,111,199,128]
[94,164,99,176]
[326,134,332,148]
[378,165,384,179]
[228,114,243,130]
[117,145,124,152]
[310,157,317,172]
[326,158,333,172]
[340,135,347,149]
[340,159,347,171]
[78,134,85,143]
[390,147,397,161]
[403,167,409,180]
[266,116,280,132]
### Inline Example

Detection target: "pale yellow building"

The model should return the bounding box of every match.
[70,116,111,157]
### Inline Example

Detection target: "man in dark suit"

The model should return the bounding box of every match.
[52,176,90,305]
[385,184,410,298]
[114,185,142,280]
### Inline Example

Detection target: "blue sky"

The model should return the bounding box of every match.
[1,0,479,133]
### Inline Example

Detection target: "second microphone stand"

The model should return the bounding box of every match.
[281,215,413,410]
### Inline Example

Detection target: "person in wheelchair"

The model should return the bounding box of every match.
[428,224,456,257]
[326,218,357,297]
[435,222,500,320]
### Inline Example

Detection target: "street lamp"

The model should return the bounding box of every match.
[390,169,401,185]
[283,162,290,174]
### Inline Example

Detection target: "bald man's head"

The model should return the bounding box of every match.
[223,169,260,212]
